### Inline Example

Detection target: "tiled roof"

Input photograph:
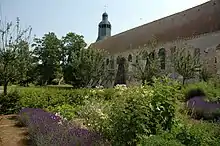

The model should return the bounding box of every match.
[91,1,220,54]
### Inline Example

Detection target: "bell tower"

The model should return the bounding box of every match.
[96,12,111,42]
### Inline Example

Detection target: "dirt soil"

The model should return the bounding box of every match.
[0,114,31,146]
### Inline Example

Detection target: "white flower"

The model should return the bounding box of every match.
[95,85,104,89]
[58,121,63,125]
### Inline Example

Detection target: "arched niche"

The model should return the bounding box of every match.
[158,48,166,69]
[128,54,132,62]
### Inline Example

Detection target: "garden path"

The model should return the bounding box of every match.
[0,114,30,146]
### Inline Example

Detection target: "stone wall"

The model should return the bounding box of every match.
[103,31,220,86]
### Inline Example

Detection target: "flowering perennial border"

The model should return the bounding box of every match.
[18,108,106,146]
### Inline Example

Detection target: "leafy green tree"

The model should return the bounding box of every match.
[32,32,62,85]
[63,47,106,88]
[171,46,201,85]
[61,32,87,66]
[199,65,213,82]
[16,40,34,86]
[0,17,32,95]
[132,50,161,85]
[61,32,109,88]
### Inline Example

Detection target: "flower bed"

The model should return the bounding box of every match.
[18,108,106,146]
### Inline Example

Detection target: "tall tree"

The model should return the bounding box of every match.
[132,38,161,85]
[32,32,61,85]
[16,40,33,86]
[0,17,32,95]
[171,45,201,85]
[132,50,161,85]
[61,32,87,67]
[63,47,106,88]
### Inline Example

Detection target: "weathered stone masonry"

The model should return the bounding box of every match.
[91,0,220,86]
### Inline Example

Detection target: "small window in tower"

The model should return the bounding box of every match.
[128,54,132,62]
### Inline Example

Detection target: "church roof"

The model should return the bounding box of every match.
[91,0,220,54]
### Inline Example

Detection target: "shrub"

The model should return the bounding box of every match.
[182,81,220,102]
[46,104,79,121]
[78,77,181,145]
[79,98,111,137]
[107,77,180,145]
[18,108,107,146]
[138,135,183,146]
[17,87,90,109]
[0,90,21,114]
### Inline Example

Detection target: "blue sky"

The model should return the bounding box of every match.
[1,0,209,45]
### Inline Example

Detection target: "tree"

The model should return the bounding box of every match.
[0,17,32,95]
[61,32,110,88]
[32,32,61,85]
[61,32,87,66]
[132,50,161,85]
[171,44,201,85]
[132,38,161,85]
[16,40,34,86]
[63,47,106,88]
[199,64,213,82]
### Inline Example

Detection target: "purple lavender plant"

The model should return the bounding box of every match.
[18,108,107,146]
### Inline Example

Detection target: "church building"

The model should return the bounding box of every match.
[91,0,220,86]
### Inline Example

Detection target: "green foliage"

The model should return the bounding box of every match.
[182,81,220,102]
[132,50,161,85]
[199,65,213,82]
[47,104,78,120]
[63,48,107,88]
[0,18,32,95]
[138,135,183,146]
[78,77,181,145]
[61,32,87,65]
[15,40,33,86]
[0,90,21,114]
[107,77,179,145]
[5,77,220,146]
[79,98,111,134]
[171,45,201,85]
[17,87,91,108]
[32,32,62,85]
